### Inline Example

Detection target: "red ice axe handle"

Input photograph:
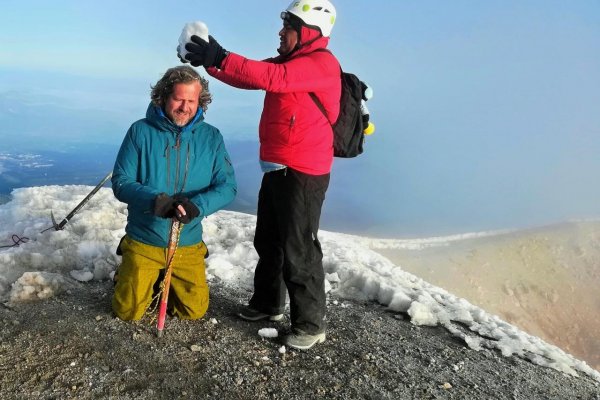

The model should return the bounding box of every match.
[156,214,183,337]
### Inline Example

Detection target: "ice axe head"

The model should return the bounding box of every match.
[40,210,63,233]
[39,171,112,234]
[50,210,64,230]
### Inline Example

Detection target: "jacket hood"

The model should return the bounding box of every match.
[286,25,330,60]
[145,103,205,136]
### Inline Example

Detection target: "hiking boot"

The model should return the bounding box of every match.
[237,306,283,322]
[283,331,326,350]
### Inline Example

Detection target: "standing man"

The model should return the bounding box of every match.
[182,0,340,349]
[112,66,236,321]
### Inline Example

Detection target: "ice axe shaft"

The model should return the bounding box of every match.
[156,218,182,337]
[42,171,112,233]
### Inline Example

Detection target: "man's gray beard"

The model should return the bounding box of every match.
[170,114,191,127]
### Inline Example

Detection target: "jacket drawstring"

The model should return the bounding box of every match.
[178,143,191,194]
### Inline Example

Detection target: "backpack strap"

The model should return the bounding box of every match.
[308,48,340,125]
[309,92,331,125]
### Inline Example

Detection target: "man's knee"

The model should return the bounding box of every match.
[112,237,163,320]
[112,281,147,321]
[112,270,155,321]
[171,287,209,320]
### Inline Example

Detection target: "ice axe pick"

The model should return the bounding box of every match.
[41,172,113,233]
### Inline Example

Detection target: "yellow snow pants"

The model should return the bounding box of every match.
[112,236,209,321]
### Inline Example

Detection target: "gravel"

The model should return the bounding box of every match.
[1,279,599,400]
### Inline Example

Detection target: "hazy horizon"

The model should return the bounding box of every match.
[1,138,598,238]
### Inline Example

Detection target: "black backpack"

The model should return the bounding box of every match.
[308,53,369,158]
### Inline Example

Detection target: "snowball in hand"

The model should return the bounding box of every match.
[178,21,209,61]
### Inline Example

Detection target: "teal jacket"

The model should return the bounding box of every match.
[112,104,237,247]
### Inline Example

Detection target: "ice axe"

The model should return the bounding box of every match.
[41,171,113,233]
[156,204,186,337]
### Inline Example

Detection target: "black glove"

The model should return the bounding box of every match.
[153,193,177,219]
[173,196,200,224]
[185,35,227,69]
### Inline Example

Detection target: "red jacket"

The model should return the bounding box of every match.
[207,27,341,175]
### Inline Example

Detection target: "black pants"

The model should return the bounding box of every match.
[249,167,330,334]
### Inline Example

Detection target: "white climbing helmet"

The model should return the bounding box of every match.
[283,0,336,37]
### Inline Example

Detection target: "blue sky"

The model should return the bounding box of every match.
[1,1,600,236]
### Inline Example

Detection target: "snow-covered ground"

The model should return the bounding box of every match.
[0,185,599,382]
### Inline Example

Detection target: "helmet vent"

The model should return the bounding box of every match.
[313,7,332,14]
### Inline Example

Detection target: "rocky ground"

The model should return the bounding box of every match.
[1,279,599,400]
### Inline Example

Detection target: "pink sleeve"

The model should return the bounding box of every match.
[206,60,261,90]
[215,52,338,93]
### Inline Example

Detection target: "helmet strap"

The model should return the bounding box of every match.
[285,35,320,58]
[297,34,321,50]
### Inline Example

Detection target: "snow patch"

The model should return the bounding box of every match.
[258,328,278,338]
[10,271,66,302]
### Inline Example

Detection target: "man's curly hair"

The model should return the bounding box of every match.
[150,66,212,112]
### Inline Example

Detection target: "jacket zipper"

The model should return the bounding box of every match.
[164,143,171,188]
[170,134,190,195]
[174,134,181,193]
[178,143,190,194]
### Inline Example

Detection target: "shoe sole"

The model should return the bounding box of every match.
[285,333,326,350]
[238,313,284,322]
